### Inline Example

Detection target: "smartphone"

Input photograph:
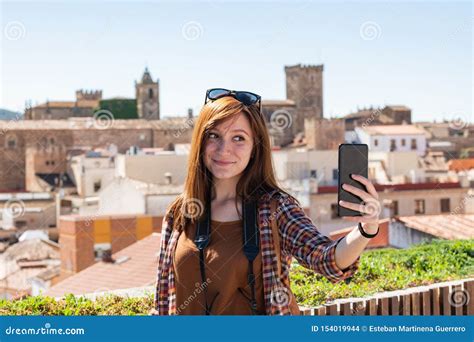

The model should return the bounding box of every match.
[337,143,368,217]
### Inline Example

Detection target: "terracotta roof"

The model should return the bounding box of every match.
[0,117,191,130]
[35,100,99,109]
[45,233,161,298]
[35,101,76,108]
[0,239,60,292]
[34,265,61,282]
[396,214,474,240]
[448,159,474,172]
[358,124,426,135]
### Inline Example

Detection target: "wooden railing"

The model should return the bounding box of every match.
[299,278,473,316]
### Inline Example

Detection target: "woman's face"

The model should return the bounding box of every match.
[204,113,254,181]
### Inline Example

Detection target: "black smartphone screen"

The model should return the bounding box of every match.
[337,144,368,217]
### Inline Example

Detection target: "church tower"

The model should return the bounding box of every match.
[285,64,324,120]
[135,68,160,120]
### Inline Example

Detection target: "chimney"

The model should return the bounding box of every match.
[164,172,172,185]
[59,217,95,277]
[101,249,114,263]
[188,108,193,119]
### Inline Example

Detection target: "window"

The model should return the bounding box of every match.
[414,199,425,214]
[330,203,338,219]
[5,134,17,149]
[16,220,27,228]
[401,139,406,146]
[390,139,396,151]
[392,200,399,216]
[310,170,317,178]
[93,180,102,192]
[440,198,450,213]
[411,139,417,150]
[7,139,16,148]
[374,139,378,147]
[332,169,338,180]
[148,89,154,99]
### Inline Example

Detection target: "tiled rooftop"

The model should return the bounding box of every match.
[45,233,161,298]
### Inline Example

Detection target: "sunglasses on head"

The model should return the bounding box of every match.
[204,88,262,110]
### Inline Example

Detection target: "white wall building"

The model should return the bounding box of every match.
[70,152,115,198]
[98,177,183,217]
[355,125,427,156]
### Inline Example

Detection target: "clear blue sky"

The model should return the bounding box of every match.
[1,0,472,122]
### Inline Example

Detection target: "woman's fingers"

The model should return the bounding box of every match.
[342,183,371,202]
[339,198,382,218]
[351,174,379,199]
[339,200,371,215]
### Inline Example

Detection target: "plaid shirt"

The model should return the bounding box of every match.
[154,189,360,315]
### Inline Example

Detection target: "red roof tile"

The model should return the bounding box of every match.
[45,233,161,297]
[396,214,474,240]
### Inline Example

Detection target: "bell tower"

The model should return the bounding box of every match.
[135,67,160,120]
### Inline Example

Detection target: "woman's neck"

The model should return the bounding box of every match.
[212,176,239,203]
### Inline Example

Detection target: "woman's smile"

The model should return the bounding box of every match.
[212,159,236,166]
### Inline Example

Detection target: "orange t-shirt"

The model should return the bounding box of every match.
[173,219,265,315]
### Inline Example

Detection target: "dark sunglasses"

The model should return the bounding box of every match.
[204,88,261,110]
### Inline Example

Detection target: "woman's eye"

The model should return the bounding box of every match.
[234,136,245,142]
[208,132,218,139]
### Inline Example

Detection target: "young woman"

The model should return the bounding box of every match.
[152,88,380,315]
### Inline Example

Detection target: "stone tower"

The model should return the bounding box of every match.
[135,68,160,120]
[285,64,324,120]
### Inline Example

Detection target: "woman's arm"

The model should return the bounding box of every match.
[276,174,379,283]
[276,196,360,284]
[335,174,380,270]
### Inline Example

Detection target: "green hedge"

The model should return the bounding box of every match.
[291,239,474,306]
[96,99,138,119]
[1,239,472,315]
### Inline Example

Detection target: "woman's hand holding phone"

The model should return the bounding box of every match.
[338,174,380,234]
